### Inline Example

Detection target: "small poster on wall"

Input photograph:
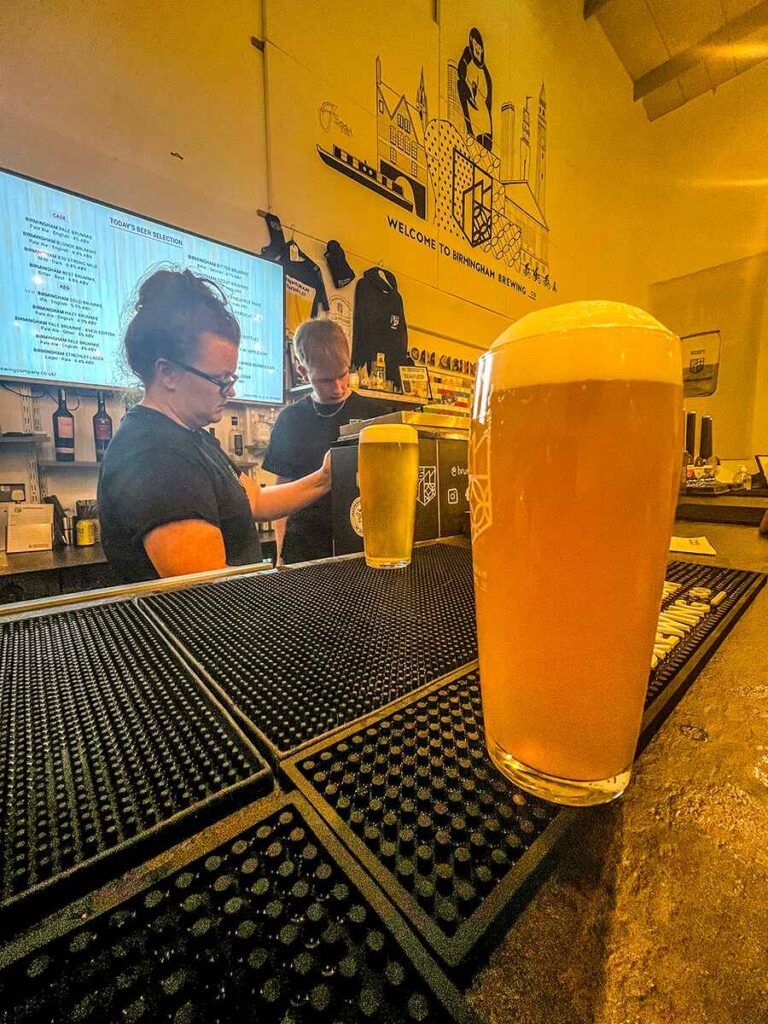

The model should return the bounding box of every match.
[399,364,431,399]
[681,330,720,398]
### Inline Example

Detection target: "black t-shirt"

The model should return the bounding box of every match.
[262,392,381,563]
[98,406,261,582]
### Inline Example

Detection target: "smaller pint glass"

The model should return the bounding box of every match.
[469,301,682,806]
[359,423,419,569]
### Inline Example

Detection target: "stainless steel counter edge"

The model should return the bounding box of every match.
[0,559,274,621]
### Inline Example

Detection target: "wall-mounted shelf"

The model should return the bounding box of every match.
[353,388,424,406]
[38,461,100,469]
[0,434,50,446]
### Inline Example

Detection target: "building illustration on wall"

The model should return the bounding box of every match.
[317,33,553,286]
[375,58,429,219]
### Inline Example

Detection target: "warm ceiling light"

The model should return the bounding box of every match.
[701,41,768,61]
[687,177,768,188]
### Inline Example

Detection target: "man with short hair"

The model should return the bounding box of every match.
[262,320,382,564]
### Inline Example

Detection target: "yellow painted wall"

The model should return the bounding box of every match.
[646,60,768,285]
[0,0,268,253]
[0,0,765,466]
[0,0,660,352]
[263,0,657,332]
[650,253,768,459]
[645,63,768,458]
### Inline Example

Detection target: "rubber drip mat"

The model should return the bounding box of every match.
[285,669,574,969]
[285,564,764,968]
[139,544,477,761]
[0,793,481,1024]
[0,601,271,917]
[641,560,765,736]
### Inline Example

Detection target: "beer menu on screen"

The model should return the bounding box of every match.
[0,168,284,403]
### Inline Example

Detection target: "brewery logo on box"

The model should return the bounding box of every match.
[418,466,437,506]
[349,496,364,537]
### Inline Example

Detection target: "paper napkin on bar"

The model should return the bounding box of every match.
[670,536,717,556]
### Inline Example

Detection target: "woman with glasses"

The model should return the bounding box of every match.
[98,268,330,582]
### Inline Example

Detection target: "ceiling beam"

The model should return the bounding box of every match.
[634,0,768,100]
[583,0,613,17]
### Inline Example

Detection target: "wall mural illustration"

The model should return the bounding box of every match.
[457,28,493,151]
[317,26,556,296]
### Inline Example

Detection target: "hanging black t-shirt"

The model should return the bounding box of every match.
[262,392,381,563]
[352,267,412,383]
[98,406,261,582]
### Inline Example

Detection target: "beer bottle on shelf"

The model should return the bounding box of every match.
[229,416,244,458]
[695,415,718,475]
[52,387,75,462]
[92,390,113,462]
[684,411,696,462]
[681,410,696,487]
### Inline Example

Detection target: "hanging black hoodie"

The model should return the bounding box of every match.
[351,268,412,382]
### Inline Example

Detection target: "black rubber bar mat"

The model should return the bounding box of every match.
[0,601,271,924]
[138,544,478,762]
[641,561,765,739]
[0,793,481,1024]
[284,564,764,970]
[284,669,574,969]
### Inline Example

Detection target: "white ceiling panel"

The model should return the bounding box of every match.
[645,0,723,55]
[597,1,668,78]
[704,49,739,86]
[642,78,686,120]
[678,61,715,101]
[593,0,768,119]
[721,0,767,19]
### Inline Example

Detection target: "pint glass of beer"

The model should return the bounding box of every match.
[469,301,682,805]
[359,423,419,569]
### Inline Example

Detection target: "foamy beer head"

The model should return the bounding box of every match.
[359,423,419,446]
[476,299,682,395]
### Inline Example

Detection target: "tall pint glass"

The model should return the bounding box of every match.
[359,423,419,569]
[469,301,682,805]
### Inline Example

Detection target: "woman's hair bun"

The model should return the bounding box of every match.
[123,267,240,385]
[135,268,209,311]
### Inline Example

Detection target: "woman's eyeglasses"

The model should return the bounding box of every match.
[169,360,238,396]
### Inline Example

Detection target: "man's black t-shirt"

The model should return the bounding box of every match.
[98,406,261,582]
[262,392,381,563]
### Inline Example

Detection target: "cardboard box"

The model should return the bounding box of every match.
[5,503,54,553]
[331,435,468,556]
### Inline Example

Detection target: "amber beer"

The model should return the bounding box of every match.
[359,423,419,569]
[469,301,682,805]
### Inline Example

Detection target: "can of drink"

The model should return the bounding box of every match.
[75,518,97,547]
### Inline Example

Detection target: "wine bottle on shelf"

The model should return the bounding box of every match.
[52,387,75,462]
[92,390,113,462]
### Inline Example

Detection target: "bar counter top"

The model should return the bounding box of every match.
[0,541,108,578]
[470,520,768,1024]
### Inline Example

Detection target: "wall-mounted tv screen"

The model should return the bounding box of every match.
[0,168,284,404]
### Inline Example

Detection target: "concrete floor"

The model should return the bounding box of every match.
[470,523,768,1024]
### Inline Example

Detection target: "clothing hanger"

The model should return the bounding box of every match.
[287,224,302,262]
[375,260,391,285]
